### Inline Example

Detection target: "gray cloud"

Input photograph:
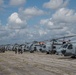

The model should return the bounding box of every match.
[40,8,76,39]
[52,8,76,23]
[7,12,27,29]
[43,0,69,9]
[0,0,4,5]
[0,6,76,44]
[9,0,26,6]
[18,7,45,20]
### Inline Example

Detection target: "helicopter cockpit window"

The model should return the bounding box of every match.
[53,46,56,49]
[43,45,46,48]
[68,44,73,49]
[63,44,68,48]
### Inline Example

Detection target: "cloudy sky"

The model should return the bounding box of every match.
[0,0,76,44]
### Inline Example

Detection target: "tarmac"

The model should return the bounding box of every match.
[0,51,76,75]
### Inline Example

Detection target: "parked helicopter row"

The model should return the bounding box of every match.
[0,34,76,58]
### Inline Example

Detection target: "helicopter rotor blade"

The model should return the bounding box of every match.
[55,34,76,40]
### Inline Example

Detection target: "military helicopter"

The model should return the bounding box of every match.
[0,45,5,53]
[29,41,40,53]
[27,34,76,54]
[39,34,76,54]
[25,41,46,53]
[24,34,76,54]
[60,40,76,58]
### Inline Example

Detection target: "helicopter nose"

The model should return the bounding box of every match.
[61,50,66,54]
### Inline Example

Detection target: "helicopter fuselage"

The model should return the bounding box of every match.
[60,43,76,58]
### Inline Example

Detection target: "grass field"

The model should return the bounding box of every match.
[0,51,76,75]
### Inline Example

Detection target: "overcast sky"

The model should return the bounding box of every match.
[0,0,76,44]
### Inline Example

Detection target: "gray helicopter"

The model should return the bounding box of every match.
[60,41,76,58]
[26,34,76,54]
[41,34,76,55]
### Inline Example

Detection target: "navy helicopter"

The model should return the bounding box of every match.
[0,45,5,53]
[40,34,76,55]
[60,40,76,58]
[25,41,46,53]
[27,34,76,54]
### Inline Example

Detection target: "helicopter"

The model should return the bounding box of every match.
[59,41,76,58]
[25,41,46,53]
[38,34,76,54]
[0,45,5,53]
[28,34,76,54]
